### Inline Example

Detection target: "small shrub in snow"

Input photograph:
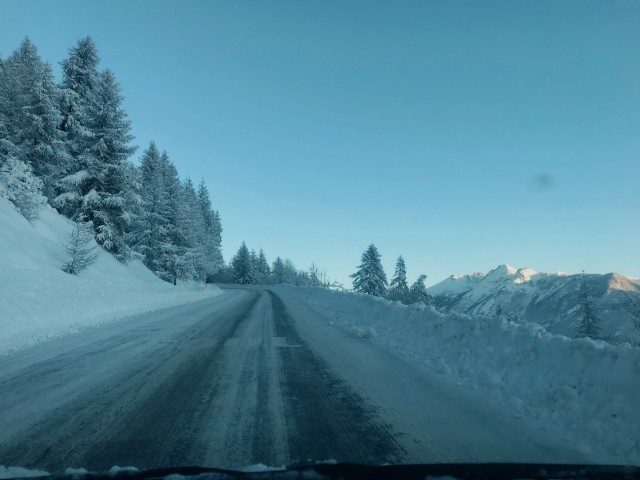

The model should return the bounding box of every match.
[350,326,376,339]
[0,156,47,221]
[61,222,99,275]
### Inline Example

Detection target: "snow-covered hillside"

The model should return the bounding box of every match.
[278,285,640,465]
[0,198,222,354]
[428,264,640,344]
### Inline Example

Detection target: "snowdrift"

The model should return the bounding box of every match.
[0,198,222,354]
[277,286,640,465]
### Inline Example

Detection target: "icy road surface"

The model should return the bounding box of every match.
[0,287,587,471]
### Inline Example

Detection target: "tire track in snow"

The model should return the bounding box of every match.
[269,290,405,464]
[0,291,260,471]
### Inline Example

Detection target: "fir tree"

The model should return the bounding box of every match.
[272,256,286,284]
[388,255,409,302]
[55,37,101,218]
[255,249,271,284]
[351,244,388,296]
[61,221,99,275]
[0,156,47,220]
[231,241,254,284]
[249,249,259,283]
[1,38,66,199]
[407,274,430,305]
[282,258,298,285]
[159,150,192,284]
[133,142,170,276]
[196,180,223,279]
[55,38,136,260]
[85,69,136,257]
[576,272,600,338]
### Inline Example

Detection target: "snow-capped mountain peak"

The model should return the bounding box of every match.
[428,264,640,343]
[427,271,484,296]
[606,272,640,294]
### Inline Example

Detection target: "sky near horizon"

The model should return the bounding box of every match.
[2,0,639,286]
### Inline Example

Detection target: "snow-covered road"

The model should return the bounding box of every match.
[0,287,588,471]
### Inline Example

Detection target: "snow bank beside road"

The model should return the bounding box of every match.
[0,198,222,355]
[277,286,640,465]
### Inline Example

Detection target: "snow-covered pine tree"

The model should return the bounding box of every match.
[55,37,101,218]
[159,150,193,284]
[133,142,170,277]
[120,159,143,254]
[255,248,271,284]
[0,54,14,163]
[351,244,388,296]
[388,255,409,302]
[576,271,600,338]
[85,69,137,259]
[0,156,47,220]
[1,38,67,200]
[626,296,640,346]
[271,256,285,284]
[309,262,322,287]
[407,274,430,305]
[282,259,298,285]
[197,180,223,280]
[55,39,137,260]
[179,177,206,281]
[231,241,254,284]
[249,249,259,283]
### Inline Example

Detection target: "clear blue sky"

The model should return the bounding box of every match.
[2,0,639,286]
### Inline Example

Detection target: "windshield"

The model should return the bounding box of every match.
[0,0,638,474]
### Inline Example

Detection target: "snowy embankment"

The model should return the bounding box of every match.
[277,286,640,465]
[0,198,222,355]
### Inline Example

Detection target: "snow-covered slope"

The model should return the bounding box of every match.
[428,264,640,344]
[277,286,640,465]
[0,198,222,354]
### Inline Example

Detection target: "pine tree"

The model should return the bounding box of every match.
[272,256,286,284]
[82,69,136,258]
[407,274,430,305]
[196,180,223,280]
[1,38,66,199]
[282,259,298,284]
[255,248,271,284]
[576,272,600,338]
[0,156,47,220]
[626,296,640,346]
[388,255,409,302]
[351,244,388,296]
[55,37,101,218]
[159,150,191,284]
[231,241,254,284]
[55,38,136,260]
[178,177,204,280]
[249,249,259,283]
[309,262,323,287]
[61,221,99,275]
[132,142,170,277]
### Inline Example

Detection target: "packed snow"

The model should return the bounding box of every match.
[0,466,49,479]
[277,285,640,465]
[0,198,222,355]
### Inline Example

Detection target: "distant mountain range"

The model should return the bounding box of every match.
[426,264,640,344]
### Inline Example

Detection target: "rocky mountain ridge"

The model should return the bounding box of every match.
[427,264,640,344]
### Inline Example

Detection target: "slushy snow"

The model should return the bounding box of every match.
[0,198,222,355]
